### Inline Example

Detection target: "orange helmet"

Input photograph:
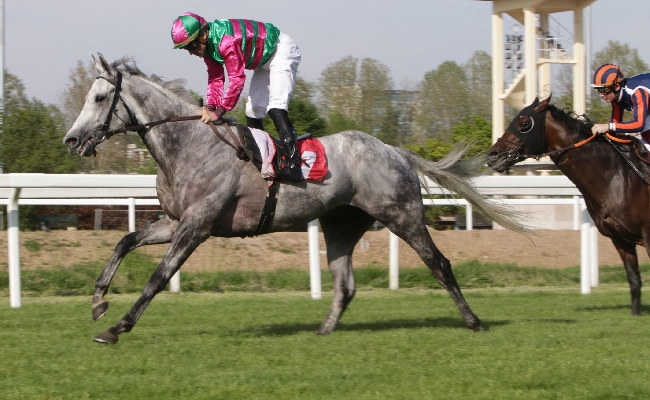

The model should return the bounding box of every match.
[592,64,625,88]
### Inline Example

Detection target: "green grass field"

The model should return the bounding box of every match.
[1,286,650,399]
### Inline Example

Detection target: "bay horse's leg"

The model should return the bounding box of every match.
[92,216,179,322]
[317,206,376,336]
[93,213,211,343]
[612,238,642,316]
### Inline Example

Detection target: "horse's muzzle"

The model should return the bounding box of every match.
[64,132,96,157]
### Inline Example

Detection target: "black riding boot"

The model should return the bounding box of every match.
[267,108,302,181]
[246,116,265,131]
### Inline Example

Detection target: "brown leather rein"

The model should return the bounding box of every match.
[501,131,632,161]
[104,114,245,154]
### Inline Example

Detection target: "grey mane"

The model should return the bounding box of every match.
[110,57,197,105]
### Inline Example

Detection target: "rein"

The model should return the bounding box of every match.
[92,71,245,156]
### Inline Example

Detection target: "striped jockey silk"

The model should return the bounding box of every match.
[206,19,280,69]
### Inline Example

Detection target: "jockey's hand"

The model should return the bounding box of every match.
[591,123,610,135]
[198,105,226,124]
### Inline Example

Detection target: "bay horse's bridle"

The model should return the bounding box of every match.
[495,109,645,182]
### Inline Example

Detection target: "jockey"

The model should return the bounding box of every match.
[591,64,650,140]
[171,12,303,180]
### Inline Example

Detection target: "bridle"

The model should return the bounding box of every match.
[85,70,246,158]
[494,109,644,182]
[90,71,140,150]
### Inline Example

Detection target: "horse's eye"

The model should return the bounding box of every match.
[520,118,534,133]
[95,95,106,102]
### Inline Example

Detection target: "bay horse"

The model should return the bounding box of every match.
[488,95,650,316]
[64,54,526,343]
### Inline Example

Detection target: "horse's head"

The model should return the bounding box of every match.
[63,53,139,157]
[487,96,551,174]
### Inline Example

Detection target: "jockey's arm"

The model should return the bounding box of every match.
[217,36,247,112]
[610,89,650,135]
[205,57,225,110]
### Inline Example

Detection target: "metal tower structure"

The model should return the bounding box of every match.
[486,0,596,143]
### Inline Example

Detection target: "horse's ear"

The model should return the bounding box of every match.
[534,95,552,112]
[93,53,113,76]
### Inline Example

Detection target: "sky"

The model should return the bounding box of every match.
[5,0,650,106]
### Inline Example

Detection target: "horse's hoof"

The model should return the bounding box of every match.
[93,330,119,344]
[92,300,109,322]
[472,325,484,332]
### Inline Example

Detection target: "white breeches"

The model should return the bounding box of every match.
[245,32,301,119]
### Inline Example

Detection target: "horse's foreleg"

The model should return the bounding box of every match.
[317,206,376,336]
[92,216,179,322]
[93,213,211,344]
[612,238,641,316]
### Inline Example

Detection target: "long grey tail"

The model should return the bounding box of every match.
[397,144,531,235]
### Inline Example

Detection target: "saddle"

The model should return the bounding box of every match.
[233,123,312,174]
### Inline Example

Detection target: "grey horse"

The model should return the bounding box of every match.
[63,54,525,343]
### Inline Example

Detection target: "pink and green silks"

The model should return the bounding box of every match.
[204,19,280,111]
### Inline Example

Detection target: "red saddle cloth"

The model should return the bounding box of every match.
[296,137,328,181]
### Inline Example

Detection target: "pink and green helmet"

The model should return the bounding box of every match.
[171,12,207,49]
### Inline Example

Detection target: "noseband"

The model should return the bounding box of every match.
[90,71,139,149]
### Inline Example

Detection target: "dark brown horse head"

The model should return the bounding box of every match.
[487,96,552,173]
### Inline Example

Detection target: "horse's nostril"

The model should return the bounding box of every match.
[65,137,79,148]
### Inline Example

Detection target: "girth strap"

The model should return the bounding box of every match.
[253,181,280,236]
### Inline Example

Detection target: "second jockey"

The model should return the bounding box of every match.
[171,12,303,180]
[591,63,650,141]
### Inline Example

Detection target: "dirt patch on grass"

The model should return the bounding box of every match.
[0,229,636,273]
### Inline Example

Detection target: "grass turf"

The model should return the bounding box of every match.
[1,288,650,399]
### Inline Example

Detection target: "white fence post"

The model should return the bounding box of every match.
[169,271,181,293]
[8,187,21,308]
[573,196,580,230]
[590,223,599,287]
[308,220,321,300]
[128,197,136,233]
[466,202,473,231]
[580,205,591,294]
[389,231,399,290]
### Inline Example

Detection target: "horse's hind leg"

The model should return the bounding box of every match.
[92,216,178,322]
[317,206,376,336]
[381,211,481,331]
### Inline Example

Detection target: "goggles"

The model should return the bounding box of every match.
[595,85,616,95]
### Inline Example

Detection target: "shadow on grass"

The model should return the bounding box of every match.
[576,304,650,313]
[234,318,513,337]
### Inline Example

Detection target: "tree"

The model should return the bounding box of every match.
[377,102,400,146]
[318,56,360,121]
[60,60,95,128]
[407,115,492,162]
[411,61,470,142]
[358,58,394,132]
[318,56,394,135]
[0,72,81,174]
[464,51,492,121]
